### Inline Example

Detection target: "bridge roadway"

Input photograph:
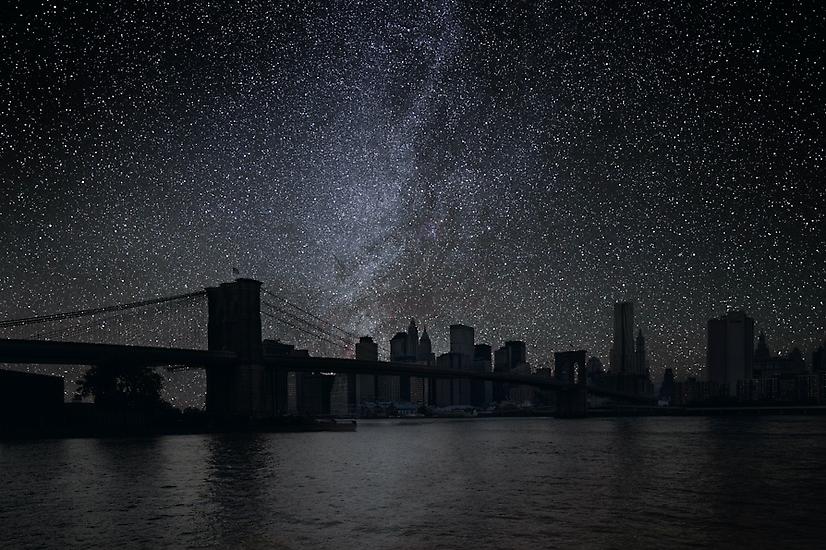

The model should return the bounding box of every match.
[0,338,654,403]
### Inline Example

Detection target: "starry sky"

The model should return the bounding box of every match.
[1,1,824,404]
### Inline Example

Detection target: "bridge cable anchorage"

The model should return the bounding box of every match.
[261,300,353,347]
[29,293,203,340]
[0,290,207,329]
[260,309,352,352]
[261,288,360,340]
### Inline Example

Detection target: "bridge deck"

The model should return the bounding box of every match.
[0,338,654,403]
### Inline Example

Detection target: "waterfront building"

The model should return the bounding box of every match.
[450,324,475,364]
[707,311,754,397]
[355,336,378,403]
[388,331,407,401]
[418,327,435,405]
[472,344,493,406]
[659,368,675,404]
[586,356,605,386]
[635,329,648,377]
[449,324,474,406]
[610,302,635,374]
[434,352,461,407]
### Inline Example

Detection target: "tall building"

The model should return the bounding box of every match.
[448,325,474,406]
[435,352,464,407]
[611,302,635,374]
[355,336,378,402]
[390,332,408,361]
[387,331,407,401]
[755,331,771,365]
[418,327,435,405]
[659,368,675,403]
[417,327,435,365]
[406,318,419,360]
[635,329,648,377]
[707,311,755,396]
[388,319,427,403]
[495,340,526,371]
[450,324,475,364]
[472,344,493,406]
[586,356,605,386]
[493,340,527,402]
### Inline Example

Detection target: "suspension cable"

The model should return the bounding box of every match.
[30,293,203,341]
[261,288,360,339]
[261,300,352,346]
[0,290,206,329]
[260,309,351,352]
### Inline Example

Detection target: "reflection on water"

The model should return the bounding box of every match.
[2,417,826,549]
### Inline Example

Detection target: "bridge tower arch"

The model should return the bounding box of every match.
[205,278,272,418]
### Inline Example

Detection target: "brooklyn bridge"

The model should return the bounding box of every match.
[0,278,653,418]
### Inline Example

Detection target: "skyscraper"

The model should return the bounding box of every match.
[417,327,434,365]
[493,340,527,402]
[406,318,419,360]
[659,368,675,403]
[450,324,475,364]
[494,341,527,371]
[355,336,378,402]
[472,344,493,406]
[635,329,648,377]
[707,311,755,396]
[418,327,435,405]
[611,302,635,374]
[449,324,474,406]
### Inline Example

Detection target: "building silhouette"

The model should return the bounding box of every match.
[387,331,407,401]
[472,344,493,406]
[355,336,378,404]
[659,368,675,404]
[417,327,434,364]
[604,302,654,396]
[635,329,648,377]
[745,331,811,402]
[585,356,605,386]
[418,326,435,405]
[610,302,635,374]
[707,311,754,397]
[493,340,527,402]
[386,319,429,404]
[449,324,474,406]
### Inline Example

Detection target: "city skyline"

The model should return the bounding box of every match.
[2,2,824,401]
[3,3,826,549]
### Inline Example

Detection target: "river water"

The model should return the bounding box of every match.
[2,417,825,549]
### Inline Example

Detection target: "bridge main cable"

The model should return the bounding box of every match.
[261,288,360,340]
[260,309,352,351]
[0,290,207,329]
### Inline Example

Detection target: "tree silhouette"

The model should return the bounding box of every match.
[77,364,163,409]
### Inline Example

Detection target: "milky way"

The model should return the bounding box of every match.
[2,1,824,405]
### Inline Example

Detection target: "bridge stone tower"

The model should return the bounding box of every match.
[206,278,272,418]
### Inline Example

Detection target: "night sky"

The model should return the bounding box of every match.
[1,1,824,405]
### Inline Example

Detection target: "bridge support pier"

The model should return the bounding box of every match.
[555,386,587,418]
[206,278,273,419]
